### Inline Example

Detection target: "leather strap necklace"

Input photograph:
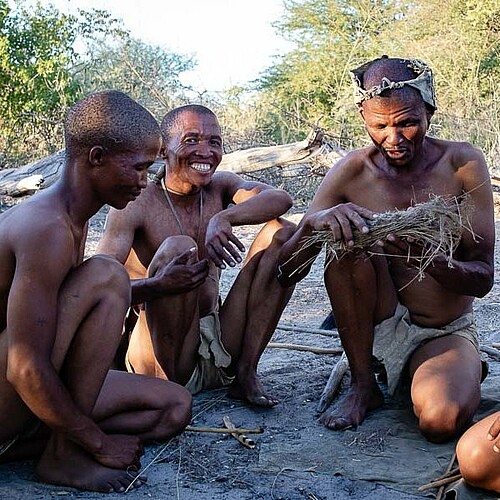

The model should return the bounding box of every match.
[160,177,204,245]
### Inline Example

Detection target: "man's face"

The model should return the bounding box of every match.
[99,134,161,209]
[164,111,223,190]
[360,95,430,168]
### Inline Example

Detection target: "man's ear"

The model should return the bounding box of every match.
[88,146,105,166]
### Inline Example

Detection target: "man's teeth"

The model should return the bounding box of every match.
[191,163,211,172]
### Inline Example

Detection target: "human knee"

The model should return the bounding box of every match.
[85,255,130,302]
[156,385,192,438]
[457,435,497,489]
[271,219,296,246]
[418,400,467,442]
[148,236,197,277]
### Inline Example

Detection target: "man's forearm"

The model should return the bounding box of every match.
[426,258,494,298]
[131,277,162,305]
[224,190,292,226]
[9,361,105,454]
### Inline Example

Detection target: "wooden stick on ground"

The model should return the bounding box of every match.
[436,452,458,500]
[267,342,343,355]
[185,425,263,435]
[317,352,349,413]
[276,323,339,338]
[418,474,462,492]
[223,416,256,449]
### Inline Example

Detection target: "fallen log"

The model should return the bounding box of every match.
[0,128,346,197]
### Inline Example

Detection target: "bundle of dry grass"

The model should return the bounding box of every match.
[291,195,475,283]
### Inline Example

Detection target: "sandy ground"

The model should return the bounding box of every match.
[1,195,500,500]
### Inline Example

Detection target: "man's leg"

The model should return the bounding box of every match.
[457,412,500,492]
[319,252,396,429]
[221,219,295,407]
[128,236,202,385]
[34,255,190,493]
[409,334,482,442]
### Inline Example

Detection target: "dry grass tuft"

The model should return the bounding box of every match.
[291,195,476,285]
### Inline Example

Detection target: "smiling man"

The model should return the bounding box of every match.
[278,56,495,441]
[98,104,295,407]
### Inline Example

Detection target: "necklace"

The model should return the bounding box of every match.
[160,178,204,245]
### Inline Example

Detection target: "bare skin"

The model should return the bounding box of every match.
[279,90,494,439]
[0,116,192,492]
[98,108,295,407]
[457,411,500,492]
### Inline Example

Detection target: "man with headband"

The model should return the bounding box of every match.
[278,56,494,442]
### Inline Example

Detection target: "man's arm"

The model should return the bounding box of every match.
[423,146,495,297]
[98,199,208,305]
[277,156,374,287]
[205,173,293,268]
[7,223,110,457]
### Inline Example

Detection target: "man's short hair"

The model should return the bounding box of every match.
[64,90,160,159]
[160,104,218,145]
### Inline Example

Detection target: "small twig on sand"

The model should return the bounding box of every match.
[267,342,343,355]
[418,474,462,491]
[223,416,257,449]
[185,425,263,435]
[436,453,458,500]
[276,323,339,338]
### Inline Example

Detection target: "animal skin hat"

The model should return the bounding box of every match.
[350,56,437,111]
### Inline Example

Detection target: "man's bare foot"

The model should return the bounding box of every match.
[35,439,145,493]
[227,370,279,407]
[319,380,383,430]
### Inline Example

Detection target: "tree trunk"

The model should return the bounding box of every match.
[0,128,346,197]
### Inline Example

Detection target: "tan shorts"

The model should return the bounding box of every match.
[373,304,479,395]
[184,311,234,394]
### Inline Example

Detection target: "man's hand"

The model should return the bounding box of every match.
[307,202,374,246]
[205,214,245,269]
[93,434,144,470]
[488,414,500,453]
[149,247,209,294]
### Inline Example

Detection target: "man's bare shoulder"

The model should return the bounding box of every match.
[324,146,374,183]
[427,137,486,167]
[0,194,74,257]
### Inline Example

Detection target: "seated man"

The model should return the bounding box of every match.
[0,90,192,493]
[97,104,295,407]
[278,56,494,442]
[457,411,500,492]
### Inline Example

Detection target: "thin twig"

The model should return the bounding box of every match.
[185,425,263,435]
[276,323,339,337]
[267,342,343,355]
[418,473,462,491]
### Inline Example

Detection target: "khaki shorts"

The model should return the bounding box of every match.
[184,311,234,394]
[373,304,480,395]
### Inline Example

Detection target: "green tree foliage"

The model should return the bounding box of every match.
[258,0,414,145]
[257,0,500,166]
[0,1,194,167]
[0,1,129,165]
[78,38,194,121]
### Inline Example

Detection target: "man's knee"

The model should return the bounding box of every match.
[148,235,197,277]
[156,385,192,438]
[457,435,495,489]
[417,399,472,442]
[79,255,130,300]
